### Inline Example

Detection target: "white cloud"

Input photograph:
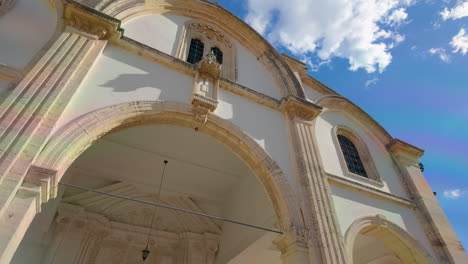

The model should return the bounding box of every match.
[245,0,413,73]
[450,28,468,55]
[365,78,379,88]
[441,1,468,20]
[443,188,466,199]
[387,8,409,25]
[428,47,451,62]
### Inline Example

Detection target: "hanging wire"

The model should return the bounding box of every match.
[58,181,282,234]
[142,160,169,262]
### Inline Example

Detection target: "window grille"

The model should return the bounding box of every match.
[187,39,204,64]
[211,47,223,64]
[337,135,368,177]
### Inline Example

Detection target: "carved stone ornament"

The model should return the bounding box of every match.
[280,96,322,121]
[63,0,120,39]
[192,93,218,124]
[0,0,16,16]
[191,53,222,126]
[273,227,309,254]
[188,22,232,48]
[197,52,223,79]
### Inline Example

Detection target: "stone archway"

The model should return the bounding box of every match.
[33,100,302,232]
[344,215,436,264]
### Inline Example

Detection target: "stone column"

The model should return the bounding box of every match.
[388,139,468,263]
[281,96,348,264]
[0,2,120,262]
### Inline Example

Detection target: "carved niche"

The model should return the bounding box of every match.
[191,52,222,127]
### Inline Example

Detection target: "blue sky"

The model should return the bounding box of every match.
[216,0,468,249]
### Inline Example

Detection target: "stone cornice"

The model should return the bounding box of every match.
[280,95,322,120]
[317,95,393,145]
[387,138,424,163]
[63,0,122,39]
[282,54,307,76]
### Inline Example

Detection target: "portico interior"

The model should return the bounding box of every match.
[10,125,282,264]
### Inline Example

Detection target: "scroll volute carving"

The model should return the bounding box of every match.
[191,52,222,126]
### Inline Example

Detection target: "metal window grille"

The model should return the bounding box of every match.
[187,39,204,64]
[211,47,223,64]
[337,135,368,177]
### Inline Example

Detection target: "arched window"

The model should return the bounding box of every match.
[337,135,368,178]
[187,38,205,64]
[211,47,223,64]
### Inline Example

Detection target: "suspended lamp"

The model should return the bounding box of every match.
[142,160,169,262]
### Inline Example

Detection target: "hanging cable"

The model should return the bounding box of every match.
[58,181,282,234]
[142,160,169,262]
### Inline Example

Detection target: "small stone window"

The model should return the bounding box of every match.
[187,39,205,64]
[338,135,368,177]
[210,47,223,64]
[176,20,236,80]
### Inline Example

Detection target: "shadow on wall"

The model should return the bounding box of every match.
[94,45,192,103]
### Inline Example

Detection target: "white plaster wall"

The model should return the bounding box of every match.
[330,184,436,257]
[235,43,282,99]
[217,174,276,264]
[315,111,409,198]
[52,44,193,132]
[303,84,323,102]
[123,14,189,56]
[214,88,295,189]
[0,0,57,69]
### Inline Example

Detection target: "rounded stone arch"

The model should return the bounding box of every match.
[317,95,393,145]
[344,215,436,264]
[34,101,301,231]
[84,0,304,98]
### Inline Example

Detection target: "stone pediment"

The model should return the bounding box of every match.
[61,182,222,235]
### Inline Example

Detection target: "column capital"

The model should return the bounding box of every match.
[63,0,121,39]
[387,138,424,164]
[280,95,322,121]
[273,226,309,254]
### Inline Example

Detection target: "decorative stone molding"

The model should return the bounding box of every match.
[177,20,236,81]
[344,215,437,264]
[317,95,393,145]
[63,0,121,39]
[280,95,322,120]
[191,52,222,126]
[273,226,309,253]
[273,227,310,264]
[387,138,424,164]
[24,165,58,205]
[0,0,16,16]
[187,22,233,48]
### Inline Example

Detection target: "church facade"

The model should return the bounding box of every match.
[0,0,466,263]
